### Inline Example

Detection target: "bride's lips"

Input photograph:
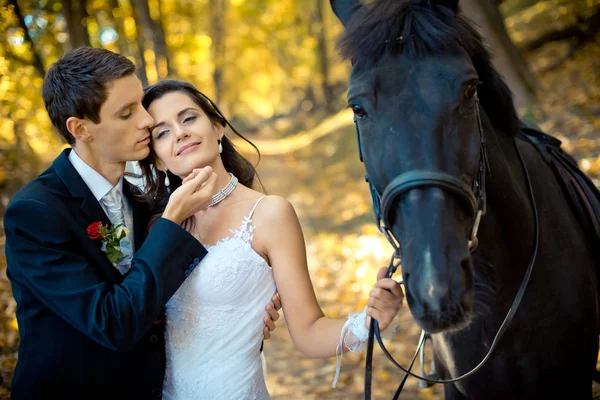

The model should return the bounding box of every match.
[177,142,201,156]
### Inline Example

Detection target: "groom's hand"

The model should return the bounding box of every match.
[263,293,282,340]
[366,267,404,331]
[162,167,217,225]
[181,168,204,185]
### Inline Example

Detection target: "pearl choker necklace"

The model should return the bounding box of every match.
[208,173,238,207]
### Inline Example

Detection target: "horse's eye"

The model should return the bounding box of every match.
[352,104,367,119]
[464,83,478,100]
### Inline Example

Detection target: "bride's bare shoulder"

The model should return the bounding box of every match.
[247,194,301,255]
[256,195,297,218]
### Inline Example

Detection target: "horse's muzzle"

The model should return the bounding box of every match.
[390,187,475,333]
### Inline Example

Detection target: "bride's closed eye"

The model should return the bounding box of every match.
[155,129,169,139]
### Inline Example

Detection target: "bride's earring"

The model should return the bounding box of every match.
[218,139,223,154]
[164,172,171,188]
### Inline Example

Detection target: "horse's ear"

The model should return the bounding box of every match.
[330,0,363,28]
[430,0,459,11]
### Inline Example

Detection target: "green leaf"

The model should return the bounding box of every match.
[106,246,124,264]
[99,224,107,239]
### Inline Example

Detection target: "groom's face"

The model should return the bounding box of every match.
[83,74,154,163]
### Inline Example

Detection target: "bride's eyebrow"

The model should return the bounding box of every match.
[150,121,165,132]
[178,107,198,115]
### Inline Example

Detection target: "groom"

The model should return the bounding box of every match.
[4,47,281,399]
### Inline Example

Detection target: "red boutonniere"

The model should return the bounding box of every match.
[86,221,105,240]
[86,221,131,267]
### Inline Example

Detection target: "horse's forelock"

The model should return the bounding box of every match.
[338,0,460,63]
[338,0,521,137]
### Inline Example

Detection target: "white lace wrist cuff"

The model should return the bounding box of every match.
[332,306,368,388]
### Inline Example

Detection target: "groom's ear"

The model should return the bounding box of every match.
[66,117,92,143]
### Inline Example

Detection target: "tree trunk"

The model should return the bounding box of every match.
[133,33,149,87]
[209,0,226,103]
[107,0,130,57]
[314,0,336,113]
[129,0,151,86]
[7,0,45,77]
[61,0,91,49]
[461,0,538,112]
[152,0,173,78]
[131,0,171,80]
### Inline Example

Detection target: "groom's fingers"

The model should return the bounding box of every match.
[271,293,282,311]
[181,171,197,185]
[266,303,280,322]
[191,172,217,200]
[186,166,212,190]
[263,316,275,331]
[263,326,271,340]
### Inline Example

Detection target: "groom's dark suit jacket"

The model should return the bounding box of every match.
[4,149,207,399]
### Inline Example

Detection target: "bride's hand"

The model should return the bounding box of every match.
[366,267,404,331]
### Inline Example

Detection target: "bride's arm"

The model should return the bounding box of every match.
[257,196,402,359]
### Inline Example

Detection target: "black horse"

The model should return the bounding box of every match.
[330,0,600,398]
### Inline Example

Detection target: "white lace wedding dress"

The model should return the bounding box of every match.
[163,197,277,400]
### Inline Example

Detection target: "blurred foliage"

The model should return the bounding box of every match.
[0,0,351,212]
[1,0,600,398]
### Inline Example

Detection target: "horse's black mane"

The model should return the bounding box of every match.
[338,0,521,136]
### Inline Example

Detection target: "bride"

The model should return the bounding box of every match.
[138,80,404,399]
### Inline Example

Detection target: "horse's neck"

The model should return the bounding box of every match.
[476,120,536,279]
[455,116,536,337]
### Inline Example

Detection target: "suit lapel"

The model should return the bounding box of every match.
[53,149,123,282]
[53,148,111,226]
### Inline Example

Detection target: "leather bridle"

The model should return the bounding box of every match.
[357,97,540,399]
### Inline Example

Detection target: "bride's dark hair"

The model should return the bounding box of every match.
[137,79,263,230]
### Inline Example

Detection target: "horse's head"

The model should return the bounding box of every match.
[331,0,520,333]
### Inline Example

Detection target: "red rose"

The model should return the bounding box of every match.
[87,222,104,240]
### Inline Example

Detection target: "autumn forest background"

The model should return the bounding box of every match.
[1,0,600,398]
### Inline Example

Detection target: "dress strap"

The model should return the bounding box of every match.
[247,196,266,220]
[229,196,266,245]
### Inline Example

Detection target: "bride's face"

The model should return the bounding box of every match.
[147,91,223,178]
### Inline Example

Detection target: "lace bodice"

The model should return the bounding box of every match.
[163,197,276,400]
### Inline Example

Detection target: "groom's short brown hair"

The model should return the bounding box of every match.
[42,47,136,145]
